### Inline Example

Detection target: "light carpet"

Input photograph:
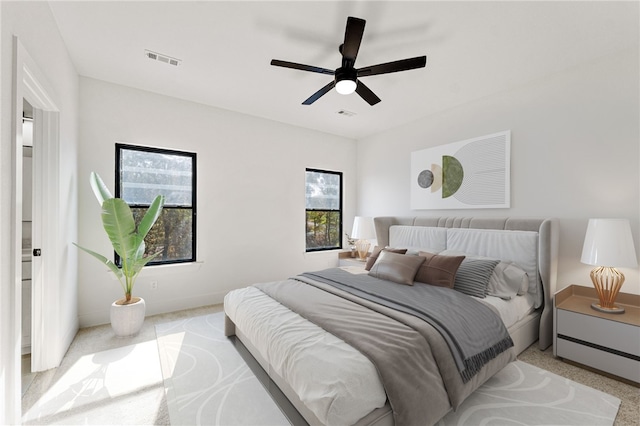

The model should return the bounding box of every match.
[156,312,620,426]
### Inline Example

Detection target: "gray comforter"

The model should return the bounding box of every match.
[301,268,514,382]
[255,269,516,426]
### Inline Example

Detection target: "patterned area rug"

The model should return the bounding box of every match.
[438,361,621,425]
[156,312,620,426]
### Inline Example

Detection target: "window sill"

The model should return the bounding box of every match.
[303,249,343,258]
[106,261,204,279]
[305,248,342,253]
[142,261,204,277]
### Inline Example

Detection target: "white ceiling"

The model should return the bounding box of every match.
[48,1,638,139]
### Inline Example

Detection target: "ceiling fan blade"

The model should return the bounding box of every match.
[271,59,334,75]
[355,80,381,106]
[357,56,427,77]
[302,81,336,105]
[341,17,366,63]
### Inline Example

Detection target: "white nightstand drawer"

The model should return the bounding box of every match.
[556,309,640,357]
[556,338,640,383]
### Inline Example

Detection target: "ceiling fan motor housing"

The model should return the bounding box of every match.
[335,67,357,84]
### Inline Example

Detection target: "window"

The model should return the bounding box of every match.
[116,143,196,265]
[305,169,342,251]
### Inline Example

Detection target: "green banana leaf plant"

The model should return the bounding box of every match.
[74,172,165,305]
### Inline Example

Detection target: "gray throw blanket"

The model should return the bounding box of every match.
[301,268,513,383]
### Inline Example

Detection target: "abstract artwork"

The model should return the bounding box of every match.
[411,131,510,209]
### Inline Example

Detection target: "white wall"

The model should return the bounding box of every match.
[0,2,79,423]
[356,47,640,295]
[77,77,357,326]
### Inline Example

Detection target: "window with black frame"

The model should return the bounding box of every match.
[305,168,342,252]
[116,143,196,265]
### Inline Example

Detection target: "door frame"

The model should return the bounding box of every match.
[6,36,62,422]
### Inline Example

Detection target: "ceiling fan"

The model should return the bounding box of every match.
[271,16,427,106]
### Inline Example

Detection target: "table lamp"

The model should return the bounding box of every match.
[580,218,638,314]
[351,217,376,261]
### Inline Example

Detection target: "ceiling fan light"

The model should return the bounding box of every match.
[336,79,357,95]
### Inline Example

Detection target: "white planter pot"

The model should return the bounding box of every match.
[110,297,146,337]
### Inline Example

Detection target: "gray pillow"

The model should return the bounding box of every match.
[453,258,500,298]
[441,250,528,298]
[368,251,425,286]
[365,246,408,270]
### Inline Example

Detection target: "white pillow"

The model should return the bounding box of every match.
[488,261,529,298]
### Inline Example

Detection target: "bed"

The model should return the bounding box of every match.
[224,216,558,426]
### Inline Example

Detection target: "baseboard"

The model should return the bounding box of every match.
[78,291,228,328]
[145,292,227,318]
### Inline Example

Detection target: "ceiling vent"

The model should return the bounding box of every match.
[145,50,181,66]
[336,109,356,117]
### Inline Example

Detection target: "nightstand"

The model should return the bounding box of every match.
[554,285,640,384]
[338,251,368,269]
[338,257,368,268]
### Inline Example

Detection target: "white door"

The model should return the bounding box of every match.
[1,38,74,425]
[30,107,61,372]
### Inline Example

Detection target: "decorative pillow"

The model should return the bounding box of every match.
[365,246,408,271]
[414,251,465,288]
[453,258,500,298]
[440,249,528,298]
[368,250,425,286]
[488,261,529,298]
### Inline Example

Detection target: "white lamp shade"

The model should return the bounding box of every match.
[351,216,376,240]
[580,218,638,267]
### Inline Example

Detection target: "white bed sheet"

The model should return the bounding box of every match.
[224,285,386,426]
[474,293,536,329]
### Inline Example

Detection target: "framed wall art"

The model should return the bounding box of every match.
[411,130,511,210]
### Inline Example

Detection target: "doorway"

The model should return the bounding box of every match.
[21,100,36,395]
[13,38,64,373]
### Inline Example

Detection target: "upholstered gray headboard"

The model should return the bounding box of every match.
[373,217,559,350]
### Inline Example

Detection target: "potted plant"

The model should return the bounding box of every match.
[74,172,165,337]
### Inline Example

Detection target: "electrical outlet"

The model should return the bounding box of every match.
[150,281,158,290]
